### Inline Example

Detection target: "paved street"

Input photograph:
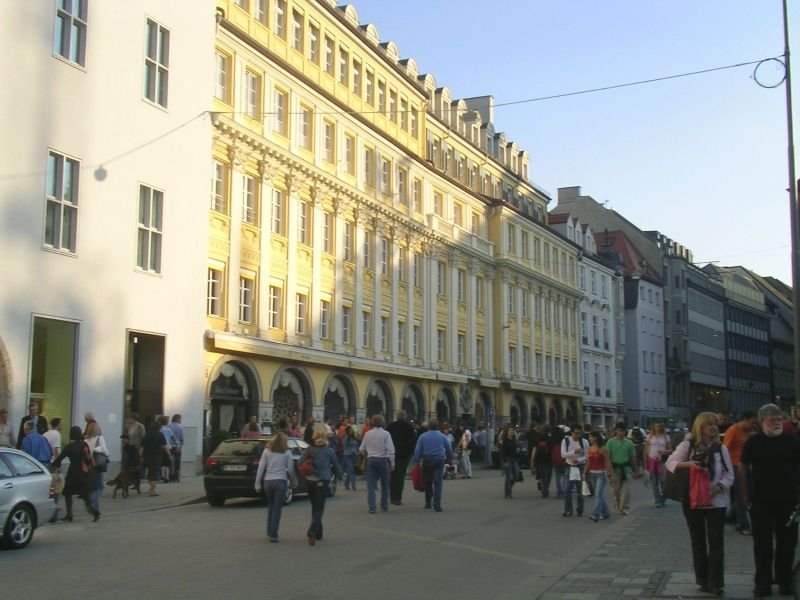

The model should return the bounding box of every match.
[0,466,789,600]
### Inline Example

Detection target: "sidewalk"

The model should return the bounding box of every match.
[538,500,781,600]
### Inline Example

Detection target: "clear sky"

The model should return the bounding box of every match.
[353,1,798,285]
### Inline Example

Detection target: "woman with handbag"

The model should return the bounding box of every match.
[52,426,100,522]
[305,425,343,546]
[666,412,734,597]
[645,422,672,507]
[84,422,108,518]
[254,432,297,543]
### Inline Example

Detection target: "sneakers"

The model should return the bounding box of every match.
[562,511,572,517]
[739,528,752,536]
[589,515,599,522]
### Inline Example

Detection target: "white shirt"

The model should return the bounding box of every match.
[359,427,396,468]
[666,440,735,509]
[562,436,589,465]
[43,429,61,456]
[647,434,669,459]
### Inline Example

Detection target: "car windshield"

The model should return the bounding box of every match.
[213,440,264,457]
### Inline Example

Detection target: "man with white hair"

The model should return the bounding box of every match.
[740,403,800,597]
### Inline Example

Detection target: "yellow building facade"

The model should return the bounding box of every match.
[205,0,583,436]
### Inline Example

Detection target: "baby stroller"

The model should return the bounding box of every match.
[443,454,458,480]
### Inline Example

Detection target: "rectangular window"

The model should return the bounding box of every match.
[521,231,529,259]
[602,319,609,349]
[413,252,422,287]
[508,346,516,374]
[211,160,228,214]
[361,311,371,348]
[44,150,79,252]
[365,69,374,105]
[297,201,309,245]
[244,70,262,119]
[592,316,599,347]
[412,178,422,213]
[338,47,349,86]
[324,36,335,76]
[457,334,466,366]
[273,88,288,136]
[295,293,307,334]
[363,147,375,187]
[410,107,418,138]
[242,175,258,225]
[380,157,391,196]
[54,0,87,66]
[256,0,267,24]
[344,221,353,261]
[352,58,362,95]
[400,98,408,130]
[268,285,282,328]
[521,293,528,319]
[320,299,330,339]
[507,283,514,314]
[323,120,335,163]
[591,271,597,294]
[299,105,313,150]
[397,321,405,354]
[270,188,284,235]
[137,184,162,273]
[380,316,388,352]
[413,324,420,358]
[380,238,389,275]
[144,19,169,108]
[471,213,479,235]
[274,0,286,38]
[433,192,443,216]
[362,231,373,269]
[377,80,386,113]
[398,247,406,282]
[506,223,515,253]
[522,346,530,376]
[437,261,446,295]
[476,338,484,369]
[344,134,355,175]
[342,305,352,344]
[437,329,446,362]
[581,312,588,343]
[389,89,397,122]
[457,269,466,302]
[453,203,463,228]
[397,168,408,204]
[475,277,483,308]
[207,267,223,316]
[239,276,254,323]
[322,211,332,253]
[214,51,230,103]
[308,21,319,63]
[291,9,303,51]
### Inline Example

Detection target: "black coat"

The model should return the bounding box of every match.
[386,419,417,459]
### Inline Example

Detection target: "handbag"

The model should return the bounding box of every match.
[569,466,582,482]
[663,467,689,502]
[93,452,109,473]
[581,480,591,496]
[689,466,712,509]
[298,449,314,477]
[411,463,424,492]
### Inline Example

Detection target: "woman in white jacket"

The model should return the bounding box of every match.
[84,421,109,518]
[666,412,734,597]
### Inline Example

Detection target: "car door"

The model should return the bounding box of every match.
[0,455,15,526]
[2,452,51,522]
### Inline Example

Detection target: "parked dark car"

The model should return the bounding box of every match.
[203,436,337,507]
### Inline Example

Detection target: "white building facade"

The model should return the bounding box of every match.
[0,1,215,468]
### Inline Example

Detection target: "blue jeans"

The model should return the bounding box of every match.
[422,457,445,509]
[589,471,610,519]
[555,465,566,496]
[306,480,328,540]
[341,454,357,490]
[264,479,287,539]
[564,469,584,515]
[504,458,519,498]
[89,469,103,512]
[650,465,665,506]
[366,457,390,511]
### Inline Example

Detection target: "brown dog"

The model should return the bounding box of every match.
[106,468,141,498]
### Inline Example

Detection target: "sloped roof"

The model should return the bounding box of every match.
[597,229,663,285]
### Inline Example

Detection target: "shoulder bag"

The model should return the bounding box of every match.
[662,443,691,502]
[298,448,314,477]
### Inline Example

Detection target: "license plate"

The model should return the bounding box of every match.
[223,465,247,472]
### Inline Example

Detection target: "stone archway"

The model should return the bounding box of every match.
[271,366,314,424]
[322,374,356,425]
[436,387,456,424]
[208,360,260,435]
[531,396,545,425]
[400,382,425,423]
[510,394,526,427]
[365,379,393,418]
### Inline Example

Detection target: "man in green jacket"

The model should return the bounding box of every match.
[606,424,640,515]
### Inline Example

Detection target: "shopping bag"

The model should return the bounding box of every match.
[663,467,689,502]
[689,466,712,509]
[581,480,591,496]
[411,463,424,492]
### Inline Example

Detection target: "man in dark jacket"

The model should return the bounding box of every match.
[386,410,417,505]
[17,402,48,449]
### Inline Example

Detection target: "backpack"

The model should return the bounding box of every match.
[631,428,644,445]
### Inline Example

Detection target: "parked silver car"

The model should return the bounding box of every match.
[0,448,55,549]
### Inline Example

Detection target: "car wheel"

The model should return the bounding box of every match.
[206,494,226,507]
[2,504,34,550]
[283,486,294,505]
[327,478,337,498]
